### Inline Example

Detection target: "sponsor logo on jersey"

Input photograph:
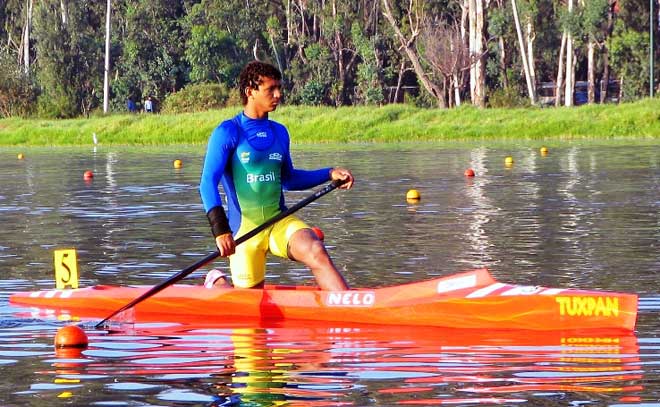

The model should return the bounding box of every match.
[256,131,268,138]
[269,152,282,161]
[240,151,250,163]
[556,296,619,317]
[325,291,375,307]
[246,171,276,183]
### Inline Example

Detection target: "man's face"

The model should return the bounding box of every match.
[247,76,282,113]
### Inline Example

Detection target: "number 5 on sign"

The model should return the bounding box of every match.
[54,249,79,289]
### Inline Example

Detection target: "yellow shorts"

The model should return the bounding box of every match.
[229,215,308,288]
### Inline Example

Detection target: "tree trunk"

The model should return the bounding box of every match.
[103,0,111,114]
[60,0,68,25]
[21,0,33,74]
[526,20,536,92]
[511,0,536,104]
[564,32,574,106]
[469,0,486,107]
[498,36,508,88]
[556,31,567,107]
[394,61,406,102]
[587,40,596,104]
[453,73,462,106]
[564,0,574,106]
[600,0,616,103]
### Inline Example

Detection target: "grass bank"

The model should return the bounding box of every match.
[0,98,658,146]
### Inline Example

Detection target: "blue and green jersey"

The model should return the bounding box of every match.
[199,112,331,235]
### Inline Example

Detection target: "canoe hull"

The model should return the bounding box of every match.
[10,268,637,331]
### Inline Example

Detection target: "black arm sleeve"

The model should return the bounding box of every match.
[206,206,231,237]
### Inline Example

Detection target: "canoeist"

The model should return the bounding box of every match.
[199,61,353,290]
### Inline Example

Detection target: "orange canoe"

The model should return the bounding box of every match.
[10,268,637,331]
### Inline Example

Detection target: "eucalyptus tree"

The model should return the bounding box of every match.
[32,0,105,117]
[608,0,656,99]
[1,0,33,74]
[381,0,447,107]
[468,0,487,106]
[182,0,270,91]
[421,18,470,106]
[582,0,609,103]
[111,0,188,111]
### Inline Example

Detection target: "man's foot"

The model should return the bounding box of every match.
[204,269,232,288]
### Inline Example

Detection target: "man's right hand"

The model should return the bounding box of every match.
[215,233,236,257]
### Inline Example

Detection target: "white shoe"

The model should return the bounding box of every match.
[204,269,230,288]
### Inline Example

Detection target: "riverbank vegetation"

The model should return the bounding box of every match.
[1,0,657,120]
[1,98,658,146]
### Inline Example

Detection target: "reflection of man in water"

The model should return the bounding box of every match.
[210,327,335,406]
[212,328,286,405]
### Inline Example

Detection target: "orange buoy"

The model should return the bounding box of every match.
[83,170,94,180]
[464,168,475,177]
[311,226,325,241]
[173,159,183,169]
[54,325,89,349]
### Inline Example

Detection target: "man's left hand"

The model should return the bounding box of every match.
[330,167,354,189]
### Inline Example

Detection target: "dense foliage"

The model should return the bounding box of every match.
[0,0,657,118]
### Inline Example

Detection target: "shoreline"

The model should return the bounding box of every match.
[1,98,658,146]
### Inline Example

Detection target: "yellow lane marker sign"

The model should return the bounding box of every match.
[54,249,79,289]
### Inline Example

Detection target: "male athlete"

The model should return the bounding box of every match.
[199,61,353,290]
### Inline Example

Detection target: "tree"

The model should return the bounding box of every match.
[33,0,105,118]
[185,25,240,85]
[511,0,537,104]
[381,0,447,107]
[421,19,470,106]
[112,0,187,111]
[468,0,487,106]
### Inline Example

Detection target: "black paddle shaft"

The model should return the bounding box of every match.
[95,179,346,328]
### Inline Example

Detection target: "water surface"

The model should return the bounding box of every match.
[0,142,658,405]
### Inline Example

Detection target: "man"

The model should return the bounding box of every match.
[199,61,353,290]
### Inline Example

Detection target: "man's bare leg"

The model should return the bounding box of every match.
[287,228,349,291]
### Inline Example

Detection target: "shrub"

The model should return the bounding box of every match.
[0,58,38,118]
[298,80,326,106]
[488,86,529,108]
[162,83,231,113]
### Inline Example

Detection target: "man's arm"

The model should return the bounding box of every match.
[199,122,238,256]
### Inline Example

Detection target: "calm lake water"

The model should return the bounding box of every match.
[1,142,658,406]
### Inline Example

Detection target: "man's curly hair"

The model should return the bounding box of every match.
[239,61,282,105]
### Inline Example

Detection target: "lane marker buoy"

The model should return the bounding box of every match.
[312,226,325,241]
[54,325,88,349]
[406,189,421,201]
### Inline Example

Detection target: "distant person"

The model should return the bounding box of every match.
[199,60,354,291]
[126,98,137,113]
[144,97,153,113]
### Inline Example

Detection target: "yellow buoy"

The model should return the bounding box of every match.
[540,146,549,155]
[17,153,25,160]
[406,189,421,201]
[173,159,183,169]
[504,156,514,165]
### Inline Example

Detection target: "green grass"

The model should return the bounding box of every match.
[1,98,659,146]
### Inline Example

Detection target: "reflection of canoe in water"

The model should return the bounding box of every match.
[10,268,637,331]
[44,322,644,405]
